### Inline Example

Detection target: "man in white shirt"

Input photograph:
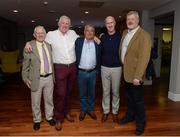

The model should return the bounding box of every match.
[47,15,79,131]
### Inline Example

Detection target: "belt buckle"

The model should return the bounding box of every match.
[87,69,93,72]
[79,68,94,72]
[40,73,52,77]
[67,62,74,67]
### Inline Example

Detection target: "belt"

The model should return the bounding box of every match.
[79,68,95,73]
[40,73,52,77]
[54,62,76,67]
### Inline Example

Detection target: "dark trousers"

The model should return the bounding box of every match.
[125,82,146,128]
[54,64,77,121]
[78,70,97,112]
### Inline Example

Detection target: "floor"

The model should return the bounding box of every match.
[0,68,180,136]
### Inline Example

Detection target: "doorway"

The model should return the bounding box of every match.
[154,12,174,88]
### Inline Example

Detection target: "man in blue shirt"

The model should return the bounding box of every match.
[75,24,101,121]
[100,16,122,123]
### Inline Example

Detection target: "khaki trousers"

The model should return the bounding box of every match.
[101,66,122,114]
[31,75,54,123]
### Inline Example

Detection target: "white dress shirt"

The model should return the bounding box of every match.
[45,29,79,64]
[121,26,139,64]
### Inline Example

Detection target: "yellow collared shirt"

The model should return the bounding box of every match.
[36,41,52,75]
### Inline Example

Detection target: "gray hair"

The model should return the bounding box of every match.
[127,11,140,20]
[33,25,46,36]
[84,24,95,32]
[58,15,71,26]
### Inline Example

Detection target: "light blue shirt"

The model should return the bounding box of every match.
[79,39,96,70]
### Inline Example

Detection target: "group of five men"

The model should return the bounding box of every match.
[22,10,151,136]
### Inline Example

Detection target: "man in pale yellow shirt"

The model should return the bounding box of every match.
[22,26,56,130]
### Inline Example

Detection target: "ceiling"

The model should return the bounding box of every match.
[0,0,174,28]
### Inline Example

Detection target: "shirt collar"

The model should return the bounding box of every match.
[128,26,140,34]
[36,40,45,46]
[58,29,69,36]
[85,38,94,44]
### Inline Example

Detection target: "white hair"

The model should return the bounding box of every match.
[58,15,71,26]
[33,25,46,36]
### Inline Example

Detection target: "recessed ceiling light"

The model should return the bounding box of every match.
[31,20,35,23]
[13,10,18,13]
[84,11,89,14]
[119,15,122,18]
[43,1,48,5]
[48,10,56,13]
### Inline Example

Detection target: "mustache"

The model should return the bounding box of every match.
[127,22,133,25]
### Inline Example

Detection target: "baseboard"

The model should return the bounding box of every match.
[168,91,180,101]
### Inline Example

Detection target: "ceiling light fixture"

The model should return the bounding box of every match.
[43,1,48,5]
[84,11,89,14]
[13,10,19,13]
[163,28,172,31]
[81,21,84,24]
[31,20,35,23]
[48,10,56,13]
